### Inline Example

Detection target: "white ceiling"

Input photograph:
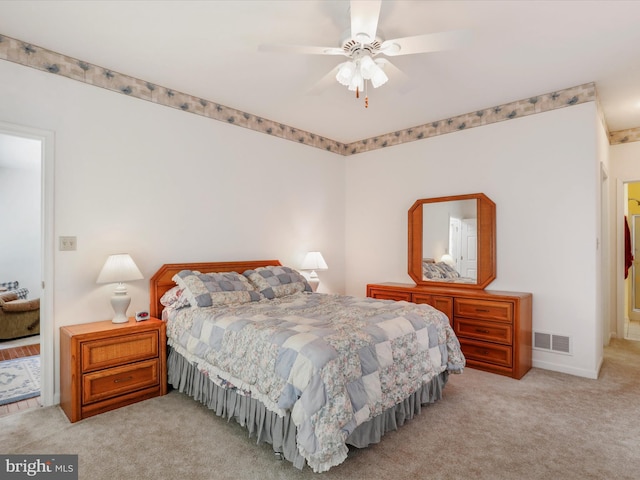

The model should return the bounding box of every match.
[1,1,640,144]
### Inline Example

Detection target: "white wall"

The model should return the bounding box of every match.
[0,54,610,392]
[0,59,346,399]
[345,102,602,378]
[0,161,41,297]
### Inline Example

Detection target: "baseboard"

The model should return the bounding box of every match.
[532,359,599,379]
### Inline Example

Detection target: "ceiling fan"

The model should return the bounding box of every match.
[259,0,471,108]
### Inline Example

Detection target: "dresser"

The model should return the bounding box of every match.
[367,283,532,379]
[60,317,167,422]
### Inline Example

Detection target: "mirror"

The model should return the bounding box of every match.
[408,193,496,289]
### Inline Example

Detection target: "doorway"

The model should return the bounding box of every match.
[624,182,640,340]
[0,122,54,408]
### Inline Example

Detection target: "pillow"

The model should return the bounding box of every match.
[172,270,262,308]
[436,262,461,278]
[0,292,19,306]
[159,286,190,309]
[0,281,19,291]
[243,266,312,300]
[422,262,444,279]
[422,262,460,279]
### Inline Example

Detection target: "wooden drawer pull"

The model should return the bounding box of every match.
[114,376,133,384]
[475,328,491,334]
[475,308,490,312]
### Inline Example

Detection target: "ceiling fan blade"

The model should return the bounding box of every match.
[380,29,472,56]
[306,65,343,95]
[258,43,345,56]
[375,58,412,93]
[350,0,381,43]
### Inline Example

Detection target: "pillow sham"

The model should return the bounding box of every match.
[422,261,461,279]
[159,286,191,309]
[172,270,262,308]
[436,262,461,278]
[243,266,312,300]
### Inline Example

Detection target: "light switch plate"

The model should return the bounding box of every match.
[59,236,77,251]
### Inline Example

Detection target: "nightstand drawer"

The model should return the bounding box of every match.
[455,318,512,345]
[460,339,513,368]
[82,359,160,404]
[81,331,159,372]
[454,298,513,323]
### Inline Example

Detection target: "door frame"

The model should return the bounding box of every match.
[0,121,55,407]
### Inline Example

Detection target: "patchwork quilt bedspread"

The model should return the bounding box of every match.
[166,292,465,472]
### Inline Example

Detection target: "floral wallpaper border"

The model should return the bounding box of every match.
[0,33,630,154]
[609,127,640,145]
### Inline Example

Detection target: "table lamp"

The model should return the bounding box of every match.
[301,251,328,292]
[96,253,143,323]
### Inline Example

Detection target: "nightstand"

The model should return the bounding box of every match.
[60,317,167,422]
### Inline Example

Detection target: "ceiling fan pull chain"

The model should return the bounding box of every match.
[365,81,369,108]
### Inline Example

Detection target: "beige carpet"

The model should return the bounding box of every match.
[3,339,640,480]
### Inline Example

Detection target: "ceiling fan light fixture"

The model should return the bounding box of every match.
[359,54,376,79]
[336,61,356,86]
[347,70,364,92]
[370,65,388,88]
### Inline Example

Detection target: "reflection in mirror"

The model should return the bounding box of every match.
[422,199,477,282]
[408,193,496,290]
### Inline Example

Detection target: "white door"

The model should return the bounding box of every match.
[449,217,462,272]
[460,218,478,279]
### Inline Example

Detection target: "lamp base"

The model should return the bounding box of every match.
[307,270,320,292]
[307,278,320,292]
[110,289,131,324]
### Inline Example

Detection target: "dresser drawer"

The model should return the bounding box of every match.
[459,339,513,368]
[454,298,513,323]
[368,288,412,302]
[82,359,160,405]
[81,331,159,372]
[413,293,453,325]
[455,318,512,345]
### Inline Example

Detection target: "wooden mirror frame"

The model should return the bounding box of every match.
[408,193,496,289]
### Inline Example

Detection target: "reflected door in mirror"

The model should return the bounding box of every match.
[422,199,477,281]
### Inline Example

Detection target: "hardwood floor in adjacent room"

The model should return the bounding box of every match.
[0,342,40,417]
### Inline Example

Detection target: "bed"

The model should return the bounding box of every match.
[150,260,465,473]
[422,260,476,284]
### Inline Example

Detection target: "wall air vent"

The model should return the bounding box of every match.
[533,331,572,355]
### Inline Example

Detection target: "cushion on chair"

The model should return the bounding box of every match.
[0,292,19,306]
[2,298,39,312]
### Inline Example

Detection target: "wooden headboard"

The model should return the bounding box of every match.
[149,260,282,318]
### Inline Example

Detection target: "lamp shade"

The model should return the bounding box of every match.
[301,252,328,271]
[440,254,455,267]
[97,253,143,284]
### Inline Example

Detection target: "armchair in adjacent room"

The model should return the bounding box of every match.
[0,290,40,340]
